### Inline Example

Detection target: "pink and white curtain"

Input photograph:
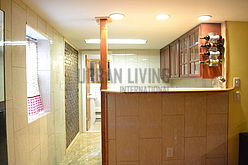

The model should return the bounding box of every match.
[26,38,43,122]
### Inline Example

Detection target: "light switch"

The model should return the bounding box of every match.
[234,91,241,102]
[233,77,240,88]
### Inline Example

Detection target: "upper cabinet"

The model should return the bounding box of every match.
[160,23,223,79]
[160,45,170,80]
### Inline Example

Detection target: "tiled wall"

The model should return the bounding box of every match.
[107,92,228,165]
[65,42,79,148]
[0,0,69,164]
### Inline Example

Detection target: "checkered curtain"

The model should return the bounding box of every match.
[26,39,43,122]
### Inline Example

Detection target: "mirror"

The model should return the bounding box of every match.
[0,10,8,165]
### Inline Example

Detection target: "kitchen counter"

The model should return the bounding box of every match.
[101,87,234,93]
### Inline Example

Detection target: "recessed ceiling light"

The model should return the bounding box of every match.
[111,53,135,56]
[85,39,147,44]
[109,13,125,20]
[198,15,212,21]
[156,14,170,20]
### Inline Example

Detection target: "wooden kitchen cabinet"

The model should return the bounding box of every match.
[160,45,170,79]
[170,40,180,78]
[160,23,222,79]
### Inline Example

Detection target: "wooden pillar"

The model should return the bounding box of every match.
[100,18,108,90]
[96,17,111,165]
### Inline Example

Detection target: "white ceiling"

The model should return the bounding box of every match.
[22,0,248,50]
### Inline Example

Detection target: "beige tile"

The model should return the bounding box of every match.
[12,45,26,68]
[185,137,206,165]
[4,41,13,100]
[207,114,227,158]
[47,113,55,135]
[185,93,206,137]
[14,127,29,165]
[116,117,139,161]
[207,93,228,114]
[12,1,26,41]
[28,119,41,151]
[13,0,27,10]
[140,138,162,165]
[163,160,184,165]
[162,94,185,115]
[139,94,162,138]
[6,100,14,140]
[30,145,41,165]
[48,135,56,165]
[7,137,16,165]
[117,162,139,165]
[163,115,184,160]
[27,8,38,30]
[1,0,12,32]
[116,94,138,116]
[12,67,28,131]
[108,94,116,139]
[206,157,227,165]
[109,140,116,165]
[38,17,47,35]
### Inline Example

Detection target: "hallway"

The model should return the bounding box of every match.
[60,132,101,165]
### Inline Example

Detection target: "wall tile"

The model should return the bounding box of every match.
[28,119,41,151]
[109,140,116,165]
[108,93,116,139]
[162,93,184,115]
[207,114,227,158]
[139,94,162,138]
[29,145,41,165]
[4,41,13,100]
[12,67,28,131]
[27,8,38,30]
[116,94,138,116]
[116,117,139,161]
[6,100,14,140]
[7,137,16,165]
[12,45,26,68]
[140,138,162,165]
[1,0,12,32]
[38,17,47,35]
[14,127,29,165]
[163,160,184,165]
[185,137,206,165]
[185,93,207,137]
[163,115,184,160]
[12,2,26,41]
[206,157,227,165]
[207,93,228,114]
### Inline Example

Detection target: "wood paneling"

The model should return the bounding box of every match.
[104,92,229,165]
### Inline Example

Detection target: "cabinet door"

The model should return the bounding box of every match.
[170,40,180,78]
[179,35,189,77]
[160,46,170,79]
[189,27,200,77]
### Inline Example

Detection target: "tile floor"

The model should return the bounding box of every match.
[60,131,102,165]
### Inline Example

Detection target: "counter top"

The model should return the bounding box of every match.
[101,87,234,93]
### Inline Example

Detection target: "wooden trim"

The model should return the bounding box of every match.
[101,92,108,165]
[100,19,108,90]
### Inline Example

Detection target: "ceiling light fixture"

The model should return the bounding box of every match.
[198,15,212,21]
[111,53,135,56]
[156,14,170,20]
[109,13,125,20]
[85,39,147,44]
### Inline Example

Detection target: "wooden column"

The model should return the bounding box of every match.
[96,17,111,165]
[100,18,108,90]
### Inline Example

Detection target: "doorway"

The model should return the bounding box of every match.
[85,57,102,132]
